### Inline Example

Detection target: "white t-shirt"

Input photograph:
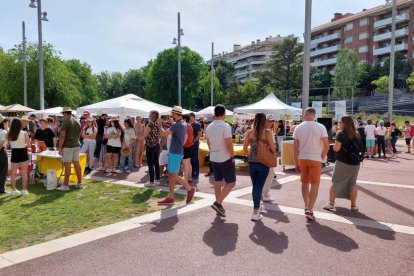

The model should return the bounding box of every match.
[293,121,328,162]
[9,131,27,149]
[83,127,96,142]
[365,124,376,140]
[0,129,7,147]
[123,128,136,145]
[105,127,122,147]
[206,120,232,163]
[376,126,387,136]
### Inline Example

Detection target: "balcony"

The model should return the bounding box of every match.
[373,28,409,42]
[310,32,341,46]
[311,57,337,67]
[227,51,270,63]
[373,42,408,56]
[374,13,409,29]
[310,45,341,57]
[234,59,266,69]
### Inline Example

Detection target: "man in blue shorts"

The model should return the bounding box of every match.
[156,106,196,205]
[206,105,236,217]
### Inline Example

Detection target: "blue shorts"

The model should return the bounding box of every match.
[366,139,375,148]
[168,153,183,174]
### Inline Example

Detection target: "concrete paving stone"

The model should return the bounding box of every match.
[0,257,14,269]
[1,204,413,276]
[52,229,111,248]
[94,220,142,236]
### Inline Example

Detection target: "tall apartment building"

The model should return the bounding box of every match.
[310,0,414,73]
[215,35,285,82]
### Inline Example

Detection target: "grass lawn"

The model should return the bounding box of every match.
[0,180,185,254]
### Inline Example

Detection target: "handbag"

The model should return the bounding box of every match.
[257,133,277,168]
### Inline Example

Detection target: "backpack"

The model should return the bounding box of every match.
[342,136,364,164]
[410,126,414,137]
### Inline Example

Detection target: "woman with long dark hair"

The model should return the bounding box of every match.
[119,119,136,173]
[8,118,31,195]
[243,113,276,221]
[144,111,161,186]
[104,117,124,173]
[81,118,97,173]
[323,116,362,211]
[0,115,9,194]
[375,120,387,158]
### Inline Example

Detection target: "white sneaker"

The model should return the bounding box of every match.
[57,185,70,191]
[144,182,157,187]
[322,203,336,211]
[251,213,263,221]
[114,169,123,174]
[258,205,265,214]
[96,166,105,171]
[262,196,274,202]
[105,168,113,173]
[21,190,29,195]
[154,179,160,184]
[76,183,84,189]
[11,190,21,195]
[126,169,132,173]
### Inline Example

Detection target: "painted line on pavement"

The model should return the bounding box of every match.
[225,197,414,236]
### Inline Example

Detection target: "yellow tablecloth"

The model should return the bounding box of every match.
[198,141,245,166]
[37,152,87,183]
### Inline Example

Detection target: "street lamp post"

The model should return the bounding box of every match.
[210,42,214,106]
[172,12,184,106]
[29,0,49,110]
[22,21,28,107]
[302,0,312,115]
[387,0,397,122]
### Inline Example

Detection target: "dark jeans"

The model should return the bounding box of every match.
[190,142,200,179]
[95,135,104,159]
[146,144,160,182]
[249,162,269,209]
[0,149,8,193]
[377,136,386,157]
[391,136,398,153]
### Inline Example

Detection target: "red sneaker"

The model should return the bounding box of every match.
[158,197,175,205]
[186,187,196,204]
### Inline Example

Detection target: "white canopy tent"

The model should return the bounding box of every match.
[30,107,77,118]
[0,104,36,113]
[76,94,192,119]
[233,93,302,117]
[194,106,233,119]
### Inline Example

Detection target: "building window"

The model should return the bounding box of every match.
[345,22,353,31]
[344,36,353,44]
[359,46,368,53]
[359,32,369,40]
[360,18,368,26]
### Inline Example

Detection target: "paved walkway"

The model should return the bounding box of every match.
[1,141,413,275]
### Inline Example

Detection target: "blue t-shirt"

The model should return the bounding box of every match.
[169,120,186,154]
[191,121,201,143]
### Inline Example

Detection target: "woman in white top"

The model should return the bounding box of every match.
[81,118,97,173]
[134,116,145,167]
[375,120,387,158]
[7,118,30,195]
[119,119,136,173]
[104,117,123,173]
[0,115,9,194]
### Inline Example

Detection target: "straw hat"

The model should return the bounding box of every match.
[109,116,119,122]
[121,147,131,157]
[62,107,73,113]
[21,115,29,121]
[0,114,7,124]
[171,106,183,115]
[87,117,94,122]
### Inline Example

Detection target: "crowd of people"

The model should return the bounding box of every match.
[0,105,412,223]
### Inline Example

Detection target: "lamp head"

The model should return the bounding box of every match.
[41,12,49,21]
[180,28,184,36]
[172,38,177,45]
[29,0,37,8]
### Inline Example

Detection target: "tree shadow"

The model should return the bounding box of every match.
[262,208,290,224]
[306,222,359,252]
[20,186,75,208]
[249,220,288,254]
[334,207,396,241]
[131,188,158,204]
[0,194,21,206]
[203,216,239,256]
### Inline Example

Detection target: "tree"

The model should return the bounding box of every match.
[123,68,146,97]
[371,75,390,93]
[357,62,382,94]
[310,69,332,97]
[145,47,206,109]
[333,48,364,98]
[96,71,124,100]
[259,35,303,94]
[405,70,414,91]
[381,52,412,90]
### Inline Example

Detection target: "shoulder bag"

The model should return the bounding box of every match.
[257,130,277,168]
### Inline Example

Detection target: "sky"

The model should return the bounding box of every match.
[1,0,383,73]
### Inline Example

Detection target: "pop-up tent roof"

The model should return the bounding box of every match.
[0,104,36,113]
[233,93,302,116]
[30,107,77,118]
[195,106,233,119]
[76,94,191,119]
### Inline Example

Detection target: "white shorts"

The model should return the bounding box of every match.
[62,147,80,163]
[159,150,168,166]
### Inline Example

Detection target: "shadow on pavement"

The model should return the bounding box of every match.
[203,216,238,256]
[149,205,185,233]
[262,208,290,224]
[306,222,359,252]
[358,186,414,218]
[335,207,396,241]
[249,220,288,254]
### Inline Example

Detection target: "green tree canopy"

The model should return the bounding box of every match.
[371,75,390,93]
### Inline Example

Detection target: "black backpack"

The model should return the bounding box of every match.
[343,136,364,164]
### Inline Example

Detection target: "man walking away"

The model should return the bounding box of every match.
[57,107,83,191]
[293,107,329,221]
[189,113,201,181]
[206,105,236,217]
